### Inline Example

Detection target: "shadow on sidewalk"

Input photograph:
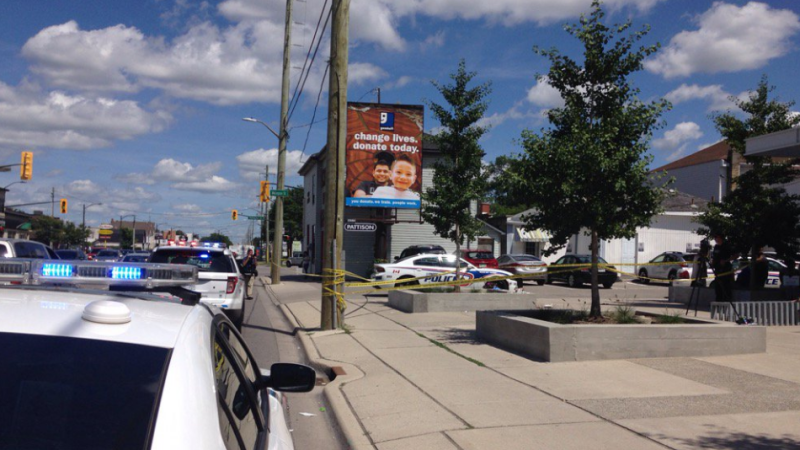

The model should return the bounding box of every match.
[656,431,800,450]
[243,323,320,335]
[277,273,322,284]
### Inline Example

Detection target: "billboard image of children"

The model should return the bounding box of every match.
[345,102,423,209]
[352,151,394,197]
[372,155,420,200]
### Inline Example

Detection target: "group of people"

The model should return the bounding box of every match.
[352,151,420,200]
[705,233,800,301]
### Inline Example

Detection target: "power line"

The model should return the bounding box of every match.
[300,63,330,162]
[286,0,332,124]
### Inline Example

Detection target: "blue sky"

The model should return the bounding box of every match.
[1,0,798,241]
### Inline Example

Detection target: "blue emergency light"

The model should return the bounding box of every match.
[111,266,143,280]
[42,263,74,278]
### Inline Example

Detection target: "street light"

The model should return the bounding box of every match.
[2,181,26,190]
[82,203,102,229]
[244,116,289,284]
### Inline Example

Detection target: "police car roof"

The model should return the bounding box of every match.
[0,288,197,349]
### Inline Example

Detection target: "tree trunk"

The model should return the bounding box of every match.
[590,230,601,317]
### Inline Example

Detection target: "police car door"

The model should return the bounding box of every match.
[414,257,441,284]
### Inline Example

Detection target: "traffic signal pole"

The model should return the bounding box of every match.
[321,0,350,330]
[272,0,293,285]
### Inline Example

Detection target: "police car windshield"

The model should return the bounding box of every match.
[1,332,169,450]
[150,248,233,272]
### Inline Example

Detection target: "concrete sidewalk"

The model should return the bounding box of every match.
[271,281,800,450]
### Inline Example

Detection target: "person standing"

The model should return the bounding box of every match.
[242,249,256,300]
[711,233,734,302]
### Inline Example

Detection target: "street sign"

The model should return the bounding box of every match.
[245,215,266,220]
[98,229,113,236]
[98,234,111,240]
[345,222,378,232]
[99,223,113,230]
[271,189,288,197]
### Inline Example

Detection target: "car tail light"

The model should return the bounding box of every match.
[679,270,690,279]
[227,276,238,294]
[375,266,385,273]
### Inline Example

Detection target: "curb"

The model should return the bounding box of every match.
[277,302,374,450]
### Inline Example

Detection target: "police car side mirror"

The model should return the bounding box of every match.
[394,256,399,261]
[255,363,316,393]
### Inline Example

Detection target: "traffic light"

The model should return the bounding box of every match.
[59,198,68,214]
[231,209,238,221]
[20,151,33,180]
[259,180,270,202]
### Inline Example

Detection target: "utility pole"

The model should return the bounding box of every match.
[264,165,270,267]
[272,0,293,285]
[51,187,55,217]
[321,0,350,330]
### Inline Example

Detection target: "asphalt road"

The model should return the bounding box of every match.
[242,274,346,450]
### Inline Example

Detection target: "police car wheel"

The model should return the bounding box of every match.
[286,261,292,268]
[638,269,649,284]
[668,270,677,284]
[397,276,418,287]
[536,279,545,286]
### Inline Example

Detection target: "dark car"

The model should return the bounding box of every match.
[461,249,498,269]
[395,245,446,261]
[56,249,88,260]
[546,254,617,288]
[498,254,548,285]
[94,249,122,262]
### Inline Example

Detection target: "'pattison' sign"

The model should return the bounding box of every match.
[344,222,378,232]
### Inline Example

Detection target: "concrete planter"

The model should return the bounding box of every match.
[388,289,536,313]
[476,310,766,362]
[669,284,789,307]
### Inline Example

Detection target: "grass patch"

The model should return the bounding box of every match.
[608,304,638,324]
[655,312,686,324]
[416,332,485,367]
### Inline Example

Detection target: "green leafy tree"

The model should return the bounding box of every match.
[486,155,532,216]
[201,233,233,247]
[31,215,63,246]
[507,1,669,316]
[119,228,133,249]
[421,59,491,290]
[267,187,304,241]
[698,77,800,288]
[62,222,90,247]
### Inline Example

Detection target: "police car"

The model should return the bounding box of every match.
[0,258,315,450]
[150,242,247,329]
[373,253,519,291]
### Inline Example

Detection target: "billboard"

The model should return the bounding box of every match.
[345,102,423,209]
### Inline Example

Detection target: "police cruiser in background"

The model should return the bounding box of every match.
[150,242,247,330]
[372,253,520,291]
[0,258,315,450]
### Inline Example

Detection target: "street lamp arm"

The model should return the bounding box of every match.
[242,117,282,140]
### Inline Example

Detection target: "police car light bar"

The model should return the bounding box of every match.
[0,259,198,288]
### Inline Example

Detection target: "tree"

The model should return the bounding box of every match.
[505,1,669,316]
[31,216,63,247]
[120,228,133,249]
[486,155,532,216]
[62,222,90,247]
[698,77,800,289]
[421,59,491,290]
[267,187,304,241]
[201,233,233,247]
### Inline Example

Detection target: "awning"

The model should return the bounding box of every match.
[515,228,551,243]
[18,222,32,230]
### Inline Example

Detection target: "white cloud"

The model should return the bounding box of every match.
[422,31,446,50]
[173,203,203,213]
[653,122,703,161]
[114,172,157,185]
[21,20,293,105]
[0,81,171,151]
[526,76,564,109]
[236,148,307,180]
[151,158,222,182]
[173,176,238,192]
[646,2,800,78]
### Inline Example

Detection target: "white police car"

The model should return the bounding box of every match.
[150,243,247,329]
[373,253,519,291]
[0,258,315,450]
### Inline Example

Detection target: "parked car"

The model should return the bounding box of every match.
[0,238,60,259]
[94,249,122,262]
[286,251,304,267]
[546,254,617,288]
[150,245,247,329]
[461,249,498,269]
[0,258,315,450]
[637,251,692,284]
[394,245,446,262]
[121,252,150,263]
[56,248,88,260]
[373,253,519,291]
[497,254,548,285]
[733,257,785,287]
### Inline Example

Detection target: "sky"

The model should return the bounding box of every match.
[1,0,799,242]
